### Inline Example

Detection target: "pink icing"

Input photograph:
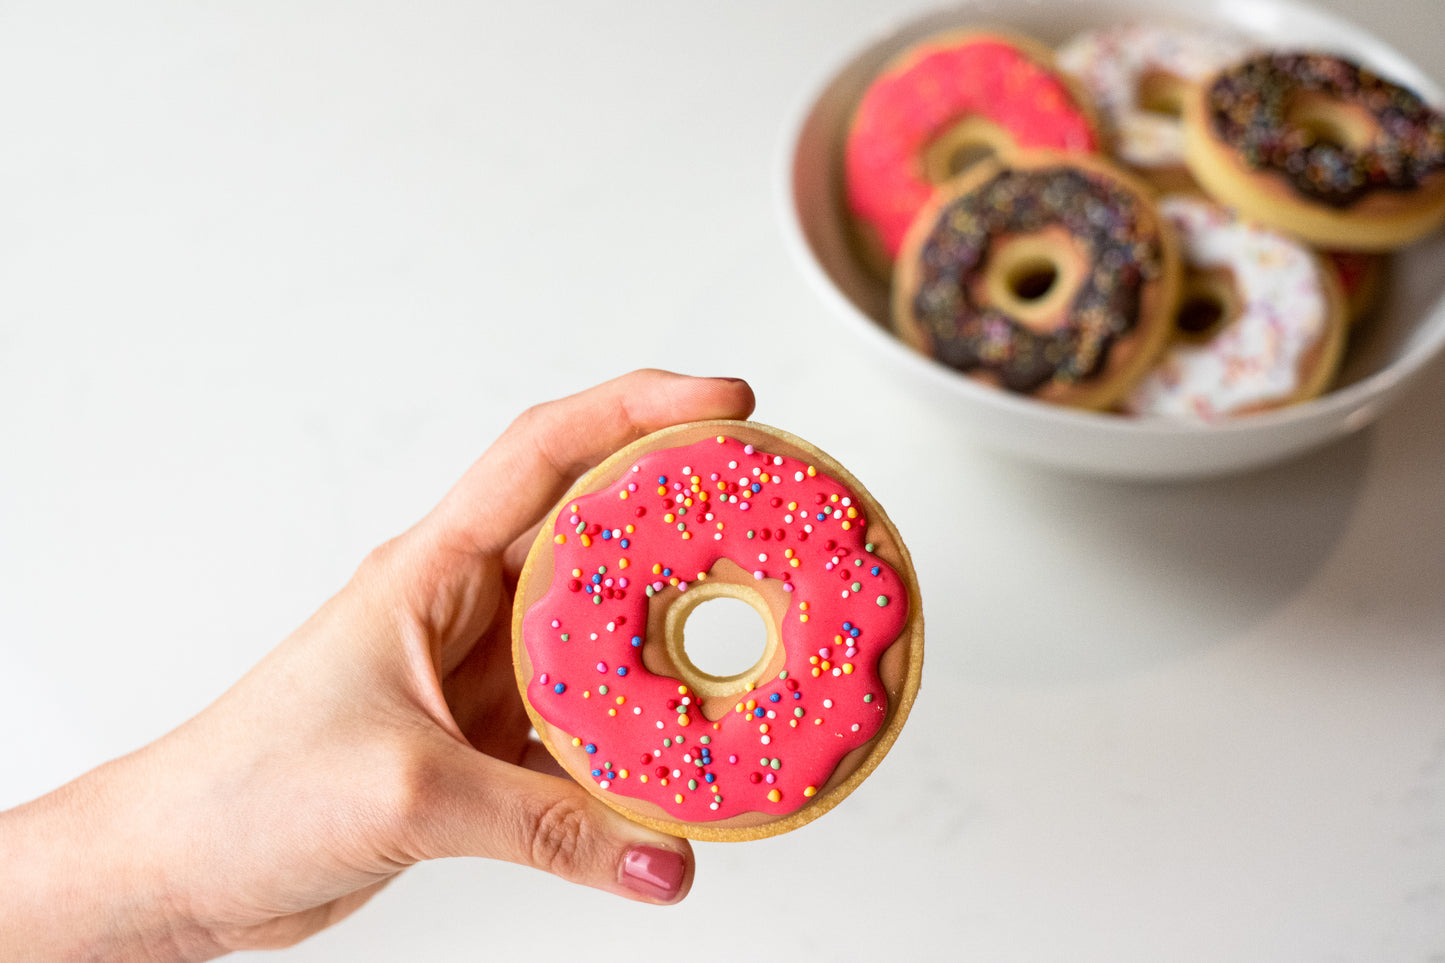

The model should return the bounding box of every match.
[521,435,910,822]
[845,36,1099,257]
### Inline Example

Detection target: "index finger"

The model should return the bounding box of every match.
[431,370,755,556]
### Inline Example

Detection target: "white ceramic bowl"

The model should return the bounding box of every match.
[779,0,1445,479]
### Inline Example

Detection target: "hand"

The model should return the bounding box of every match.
[0,370,756,962]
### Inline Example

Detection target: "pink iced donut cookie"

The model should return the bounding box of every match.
[844,30,1099,274]
[513,421,924,841]
[1122,195,1348,419]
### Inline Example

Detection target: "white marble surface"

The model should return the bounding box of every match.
[2,2,1444,960]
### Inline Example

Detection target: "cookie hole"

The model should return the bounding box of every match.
[1006,257,1060,302]
[1298,118,1350,152]
[1176,293,1226,337]
[1285,91,1378,152]
[922,116,1010,184]
[944,141,998,178]
[1137,69,1188,119]
[680,597,770,680]
[975,228,1085,334]
[1174,268,1241,342]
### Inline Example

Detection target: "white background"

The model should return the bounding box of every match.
[3,1,1444,960]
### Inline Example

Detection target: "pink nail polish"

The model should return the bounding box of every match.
[620,845,686,901]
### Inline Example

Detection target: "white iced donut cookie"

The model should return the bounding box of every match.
[1121,195,1347,419]
[1057,23,1252,191]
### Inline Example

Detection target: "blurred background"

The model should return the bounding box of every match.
[2,1,1443,959]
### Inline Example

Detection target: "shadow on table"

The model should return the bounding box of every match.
[953,340,1445,684]
[933,374,1445,683]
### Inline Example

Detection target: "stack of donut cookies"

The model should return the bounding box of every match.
[845,23,1445,419]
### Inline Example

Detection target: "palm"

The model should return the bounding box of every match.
[203,550,530,952]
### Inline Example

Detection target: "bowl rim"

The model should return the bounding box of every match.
[774,0,1445,446]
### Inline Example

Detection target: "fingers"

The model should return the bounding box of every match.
[404,736,694,905]
[432,370,755,557]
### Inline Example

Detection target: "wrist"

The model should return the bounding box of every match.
[0,748,223,962]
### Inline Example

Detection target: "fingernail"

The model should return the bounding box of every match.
[710,377,748,384]
[620,845,686,901]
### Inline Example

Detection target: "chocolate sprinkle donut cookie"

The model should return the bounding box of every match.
[1186,52,1445,249]
[892,152,1178,408]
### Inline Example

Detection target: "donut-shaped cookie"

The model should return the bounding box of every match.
[512,421,924,841]
[1057,23,1253,192]
[1185,51,1445,249]
[1121,195,1348,419]
[844,30,1099,275]
[892,152,1180,409]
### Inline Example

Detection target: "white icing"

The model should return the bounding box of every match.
[1123,196,1331,419]
[1056,23,1252,169]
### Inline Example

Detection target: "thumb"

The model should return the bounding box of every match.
[406,735,695,904]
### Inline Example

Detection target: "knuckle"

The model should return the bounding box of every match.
[358,536,404,584]
[523,796,594,879]
[505,403,572,476]
[510,401,552,439]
